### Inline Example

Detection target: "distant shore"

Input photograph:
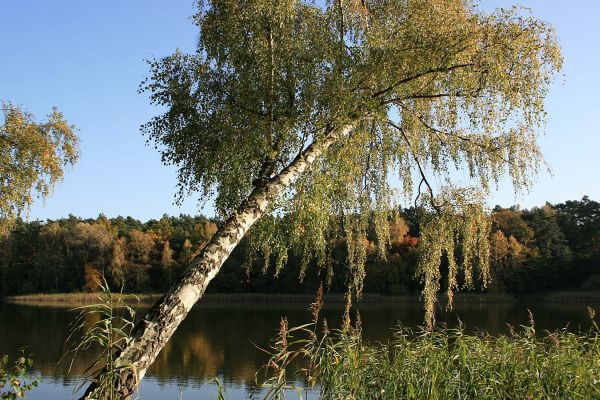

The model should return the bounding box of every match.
[3,291,599,308]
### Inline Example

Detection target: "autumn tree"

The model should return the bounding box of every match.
[177,238,194,267]
[150,215,174,241]
[389,217,411,247]
[82,264,103,292]
[125,229,155,291]
[109,237,127,289]
[202,221,218,242]
[492,207,535,249]
[490,230,509,267]
[64,222,113,277]
[160,240,176,287]
[126,230,154,264]
[35,222,66,292]
[0,102,79,236]
[81,0,561,397]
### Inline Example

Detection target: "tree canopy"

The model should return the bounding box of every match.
[0,102,79,236]
[141,0,561,325]
[554,196,600,254]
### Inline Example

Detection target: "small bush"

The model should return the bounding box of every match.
[0,349,38,399]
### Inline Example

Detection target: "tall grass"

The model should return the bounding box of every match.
[65,278,138,399]
[261,300,600,399]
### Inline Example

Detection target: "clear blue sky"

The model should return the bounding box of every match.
[1,0,598,221]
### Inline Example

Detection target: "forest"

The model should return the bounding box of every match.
[1,196,599,298]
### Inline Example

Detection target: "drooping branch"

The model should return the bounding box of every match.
[387,119,441,212]
[266,20,275,148]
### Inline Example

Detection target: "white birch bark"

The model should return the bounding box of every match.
[80,123,355,399]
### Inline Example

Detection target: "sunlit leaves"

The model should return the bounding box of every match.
[0,349,38,400]
[142,0,561,324]
[417,187,491,328]
[0,102,79,237]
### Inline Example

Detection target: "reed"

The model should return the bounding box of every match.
[260,305,600,399]
[65,278,138,399]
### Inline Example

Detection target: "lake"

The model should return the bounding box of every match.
[1,295,598,399]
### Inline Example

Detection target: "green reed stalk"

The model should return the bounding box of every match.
[66,277,138,400]
[259,306,600,400]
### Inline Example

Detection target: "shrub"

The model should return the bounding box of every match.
[0,349,38,399]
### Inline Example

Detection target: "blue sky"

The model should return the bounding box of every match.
[1,0,599,221]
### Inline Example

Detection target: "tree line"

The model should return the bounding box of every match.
[1,196,599,297]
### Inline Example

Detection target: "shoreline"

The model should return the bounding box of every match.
[3,291,599,308]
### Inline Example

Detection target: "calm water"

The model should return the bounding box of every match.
[0,296,598,399]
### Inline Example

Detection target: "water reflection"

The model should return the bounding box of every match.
[0,297,598,399]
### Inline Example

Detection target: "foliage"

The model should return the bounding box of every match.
[0,102,79,237]
[83,264,104,292]
[418,189,490,326]
[489,199,598,294]
[67,277,137,399]
[0,349,38,400]
[140,0,562,321]
[554,196,600,254]
[259,306,600,400]
[0,214,219,295]
[523,204,572,260]
[2,196,600,300]
[492,206,534,246]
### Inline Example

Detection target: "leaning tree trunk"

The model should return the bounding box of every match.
[79,123,355,399]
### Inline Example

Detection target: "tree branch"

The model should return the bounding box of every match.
[396,103,510,163]
[381,73,487,105]
[387,120,442,213]
[371,63,475,98]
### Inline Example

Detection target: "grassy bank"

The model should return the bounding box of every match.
[264,311,600,399]
[4,291,599,309]
[1,293,161,307]
[2,291,519,307]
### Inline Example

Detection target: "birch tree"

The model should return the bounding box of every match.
[0,103,79,236]
[80,0,561,397]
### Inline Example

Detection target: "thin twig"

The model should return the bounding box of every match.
[387,120,442,213]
